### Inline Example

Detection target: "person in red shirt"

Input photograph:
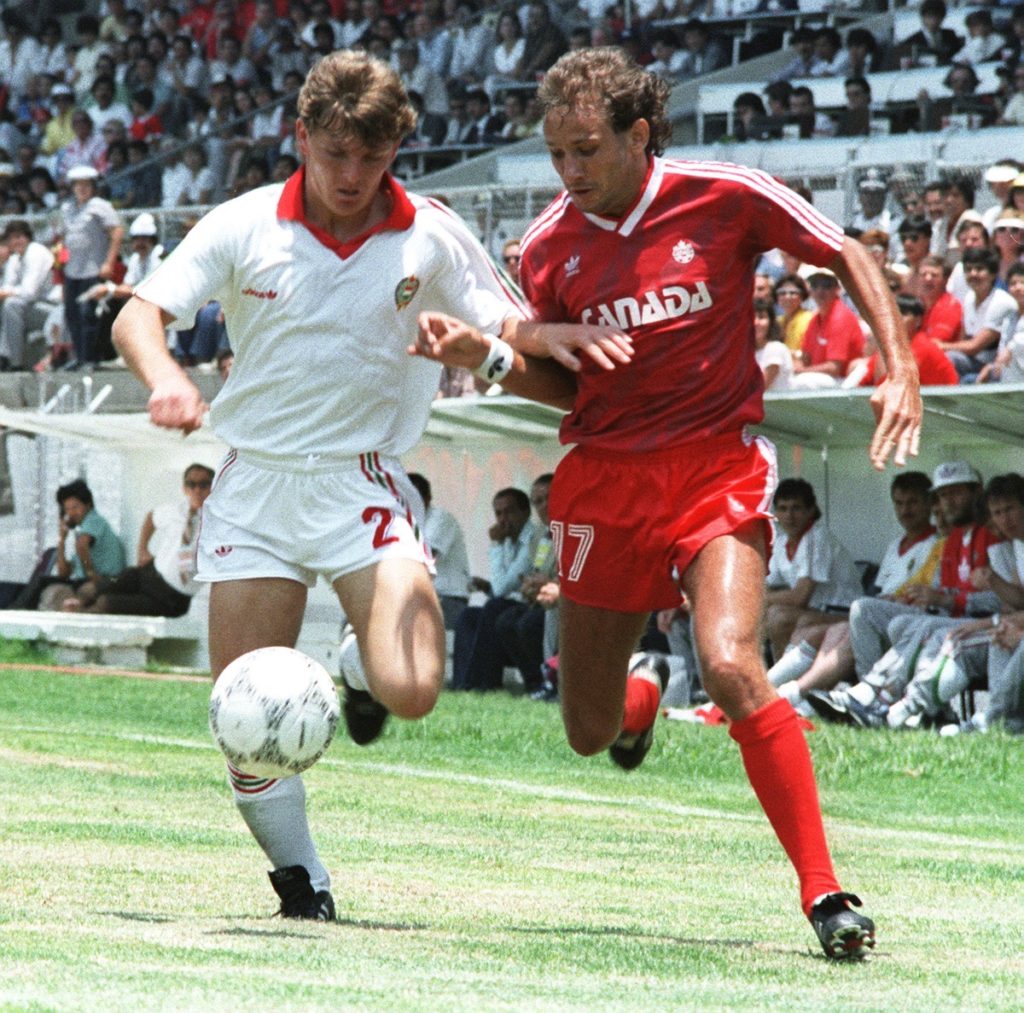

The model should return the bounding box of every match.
[919,254,964,344]
[792,266,865,387]
[414,47,922,960]
[860,294,959,386]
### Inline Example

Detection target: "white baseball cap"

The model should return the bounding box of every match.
[931,461,982,491]
[66,165,99,182]
[129,212,158,237]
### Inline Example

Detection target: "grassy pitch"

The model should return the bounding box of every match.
[1,662,1022,1011]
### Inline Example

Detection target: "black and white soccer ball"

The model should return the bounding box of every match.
[209,646,340,778]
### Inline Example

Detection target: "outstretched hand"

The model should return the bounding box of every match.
[148,375,208,435]
[532,322,633,372]
[868,373,921,471]
[410,312,492,371]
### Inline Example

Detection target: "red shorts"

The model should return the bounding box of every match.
[549,431,777,613]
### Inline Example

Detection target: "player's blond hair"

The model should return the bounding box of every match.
[298,51,416,147]
[537,48,671,156]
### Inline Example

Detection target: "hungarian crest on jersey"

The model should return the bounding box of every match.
[394,275,420,310]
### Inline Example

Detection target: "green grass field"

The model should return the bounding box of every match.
[1,658,1022,1011]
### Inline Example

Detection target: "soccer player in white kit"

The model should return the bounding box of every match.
[112,51,578,921]
[413,48,922,960]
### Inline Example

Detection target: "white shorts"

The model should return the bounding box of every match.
[196,449,431,587]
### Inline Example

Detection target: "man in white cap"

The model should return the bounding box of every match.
[0,220,58,371]
[981,161,1021,234]
[849,168,893,236]
[60,165,123,369]
[808,460,1001,727]
[791,265,864,388]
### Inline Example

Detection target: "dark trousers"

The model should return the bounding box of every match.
[63,276,100,364]
[451,597,524,690]
[90,560,192,617]
[495,603,546,691]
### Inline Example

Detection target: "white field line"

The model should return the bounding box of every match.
[2,723,1022,857]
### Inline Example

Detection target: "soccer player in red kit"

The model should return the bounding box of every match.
[413,48,921,960]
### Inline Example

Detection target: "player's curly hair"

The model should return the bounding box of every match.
[299,51,416,147]
[537,48,672,157]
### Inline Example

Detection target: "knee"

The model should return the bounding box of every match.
[764,604,791,635]
[563,711,618,757]
[384,678,441,721]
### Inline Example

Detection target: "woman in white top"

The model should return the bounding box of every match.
[753,297,793,391]
[485,11,525,99]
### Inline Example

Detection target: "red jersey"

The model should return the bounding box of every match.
[922,291,963,344]
[939,523,1002,616]
[519,157,844,452]
[860,329,959,386]
[801,299,864,368]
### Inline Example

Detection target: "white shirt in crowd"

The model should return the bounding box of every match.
[963,285,1018,341]
[874,529,940,596]
[755,340,794,391]
[767,517,864,611]
[423,504,471,599]
[2,240,54,302]
[150,498,203,594]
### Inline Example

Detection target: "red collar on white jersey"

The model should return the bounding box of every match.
[581,156,663,238]
[276,168,416,259]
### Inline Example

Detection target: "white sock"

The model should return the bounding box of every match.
[767,640,816,687]
[777,678,815,717]
[339,624,369,691]
[230,771,330,892]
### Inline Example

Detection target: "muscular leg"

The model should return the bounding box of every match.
[333,557,445,720]
[683,523,844,916]
[209,577,332,901]
[557,599,649,755]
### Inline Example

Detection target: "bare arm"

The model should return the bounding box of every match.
[938,326,999,356]
[412,312,578,410]
[829,236,921,470]
[508,318,633,372]
[764,576,816,609]
[99,225,124,281]
[112,296,208,434]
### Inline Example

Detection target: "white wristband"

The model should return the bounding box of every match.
[473,333,514,384]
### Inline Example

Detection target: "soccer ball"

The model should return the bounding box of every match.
[209,646,340,778]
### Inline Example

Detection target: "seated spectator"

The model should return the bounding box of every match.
[945,216,989,304]
[0,11,42,105]
[446,88,503,145]
[128,88,164,143]
[978,261,1024,384]
[411,10,453,80]
[915,63,998,132]
[844,27,880,78]
[942,246,1018,380]
[981,162,1021,232]
[958,9,1005,67]
[676,18,726,82]
[35,479,127,612]
[87,75,133,134]
[933,173,978,260]
[897,215,933,297]
[849,169,893,235]
[789,85,835,139]
[162,144,216,207]
[834,76,872,137]
[55,110,106,184]
[485,10,525,100]
[648,29,686,84]
[791,266,864,388]
[753,297,792,391]
[858,294,958,387]
[732,92,776,142]
[122,139,162,207]
[450,484,538,691]
[403,88,447,150]
[915,254,964,346]
[408,472,472,630]
[516,2,566,83]
[812,27,848,78]
[774,272,813,353]
[895,0,963,68]
[763,478,863,663]
[0,220,58,372]
[210,33,257,89]
[768,471,939,716]
[448,1,490,87]
[990,210,1024,285]
[64,464,213,617]
[395,40,448,118]
[771,27,824,83]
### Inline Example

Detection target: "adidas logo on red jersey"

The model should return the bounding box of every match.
[581,281,713,329]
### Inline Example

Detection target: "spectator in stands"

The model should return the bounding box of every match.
[791,266,863,388]
[771,27,824,83]
[981,161,1021,231]
[411,10,453,80]
[448,88,503,144]
[129,88,164,144]
[675,18,726,82]
[65,463,213,618]
[958,9,1005,67]
[916,63,997,132]
[501,238,521,283]
[844,27,879,78]
[121,138,162,207]
[897,215,933,297]
[647,29,686,84]
[132,54,176,125]
[943,246,1018,380]
[403,88,447,147]
[210,33,257,89]
[37,19,67,80]
[858,294,958,387]
[448,0,490,87]
[763,478,862,663]
[169,33,208,110]
[849,169,893,234]
[26,166,57,212]
[40,85,77,159]
[451,485,537,691]
[499,92,533,142]
[60,166,123,371]
[812,27,848,78]
[56,110,107,187]
[789,85,835,139]
[979,262,1024,384]
[485,10,525,99]
[0,220,57,373]
[396,41,448,117]
[932,173,977,259]
[858,228,891,276]
[1001,5,1024,66]
[0,12,42,104]
[753,297,792,391]
[834,76,872,137]
[516,2,566,83]
[945,215,988,304]
[35,479,127,612]
[774,272,812,353]
[69,15,105,102]
[408,472,472,630]
[896,0,963,68]
[87,75,133,135]
[769,471,939,716]
[991,210,1024,285]
[918,253,964,346]
[243,0,281,68]
[732,92,775,142]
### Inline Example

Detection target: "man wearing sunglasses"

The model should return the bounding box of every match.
[63,463,214,616]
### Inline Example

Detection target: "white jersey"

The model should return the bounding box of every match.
[150,498,201,595]
[767,518,863,610]
[874,528,940,595]
[988,538,1024,588]
[136,172,526,458]
[423,504,471,598]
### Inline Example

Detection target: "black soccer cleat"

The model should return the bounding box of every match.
[342,682,389,746]
[805,688,856,726]
[810,892,876,961]
[268,865,336,922]
[609,653,670,771]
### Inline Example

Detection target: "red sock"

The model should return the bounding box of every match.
[729,698,841,916]
[621,675,660,735]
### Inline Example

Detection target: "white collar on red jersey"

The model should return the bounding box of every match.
[581,157,664,238]
[277,167,416,260]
